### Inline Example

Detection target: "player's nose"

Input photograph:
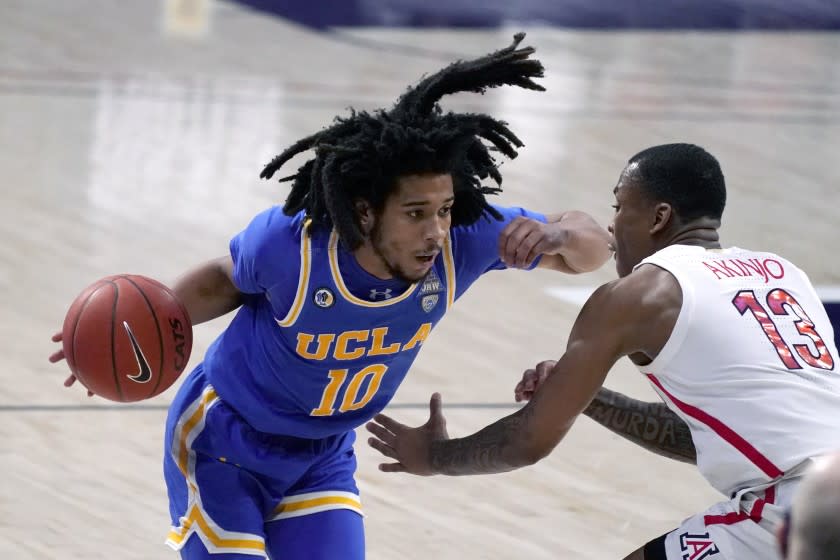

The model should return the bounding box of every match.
[425,216,447,243]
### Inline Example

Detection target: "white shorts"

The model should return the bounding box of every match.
[662,478,800,560]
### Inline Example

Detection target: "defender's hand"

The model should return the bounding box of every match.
[499,217,568,269]
[366,393,449,476]
[514,360,556,402]
[49,331,94,397]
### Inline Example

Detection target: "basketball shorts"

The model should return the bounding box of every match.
[659,477,801,560]
[163,364,364,559]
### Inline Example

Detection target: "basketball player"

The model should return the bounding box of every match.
[49,35,612,559]
[367,143,840,560]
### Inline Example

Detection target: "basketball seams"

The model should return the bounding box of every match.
[108,280,125,402]
[121,275,166,399]
[66,282,106,375]
[64,274,190,402]
[138,276,193,331]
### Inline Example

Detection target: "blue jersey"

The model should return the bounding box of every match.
[204,205,545,438]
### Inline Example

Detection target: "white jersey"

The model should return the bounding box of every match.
[636,245,840,497]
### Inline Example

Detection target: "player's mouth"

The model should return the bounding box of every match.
[415,251,439,266]
[608,241,617,259]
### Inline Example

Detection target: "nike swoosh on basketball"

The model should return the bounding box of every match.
[122,321,152,383]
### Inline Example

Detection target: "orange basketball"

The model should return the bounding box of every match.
[61,274,193,402]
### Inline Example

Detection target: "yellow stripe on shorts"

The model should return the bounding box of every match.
[166,504,266,555]
[270,491,363,521]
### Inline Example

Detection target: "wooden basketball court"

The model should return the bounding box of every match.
[1,1,838,558]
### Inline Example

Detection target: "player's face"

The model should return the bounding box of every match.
[608,165,658,277]
[369,173,454,283]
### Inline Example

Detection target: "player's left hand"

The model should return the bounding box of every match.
[366,393,449,476]
[499,217,567,268]
[514,359,556,402]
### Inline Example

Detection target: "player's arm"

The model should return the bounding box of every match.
[583,387,696,464]
[499,210,612,273]
[515,362,696,464]
[537,211,613,273]
[48,255,242,395]
[367,266,678,476]
[172,256,243,326]
[425,281,633,475]
[171,206,299,326]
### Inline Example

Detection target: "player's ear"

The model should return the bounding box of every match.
[650,202,673,235]
[355,199,374,235]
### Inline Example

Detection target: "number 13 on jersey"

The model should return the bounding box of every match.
[733,288,835,371]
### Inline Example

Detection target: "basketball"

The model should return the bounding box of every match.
[61,274,193,402]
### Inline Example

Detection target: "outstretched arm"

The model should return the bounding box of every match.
[515,362,696,464]
[424,289,623,475]
[367,264,683,476]
[499,211,612,273]
[584,387,696,464]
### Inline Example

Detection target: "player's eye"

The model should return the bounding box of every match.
[439,206,452,217]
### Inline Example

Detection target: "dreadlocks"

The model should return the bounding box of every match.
[260,32,545,249]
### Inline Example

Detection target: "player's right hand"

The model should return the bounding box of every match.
[49,331,94,397]
[514,360,556,402]
[366,393,449,476]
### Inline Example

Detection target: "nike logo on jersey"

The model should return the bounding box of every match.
[123,321,152,383]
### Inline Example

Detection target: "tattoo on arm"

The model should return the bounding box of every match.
[429,406,540,476]
[426,386,696,475]
[583,387,696,464]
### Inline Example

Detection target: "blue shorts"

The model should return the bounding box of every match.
[163,365,364,559]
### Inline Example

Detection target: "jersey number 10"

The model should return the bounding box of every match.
[732,289,835,371]
[310,365,389,416]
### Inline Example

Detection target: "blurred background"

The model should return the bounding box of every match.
[1,1,839,558]
[238,0,840,29]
